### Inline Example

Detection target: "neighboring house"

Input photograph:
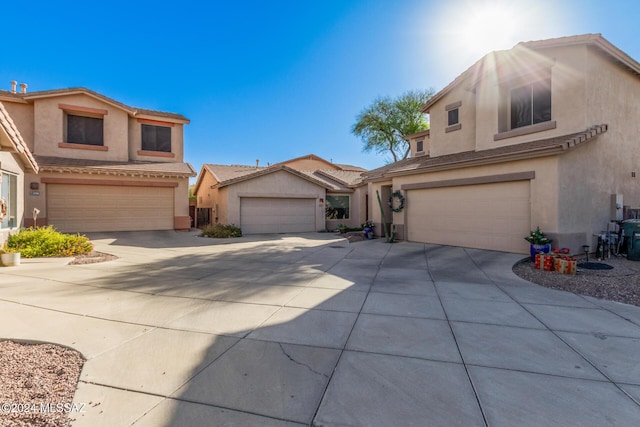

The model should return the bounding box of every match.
[364,34,640,254]
[193,154,367,234]
[0,85,196,233]
[0,101,39,245]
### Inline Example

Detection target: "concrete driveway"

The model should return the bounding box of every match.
[2,231,640,426]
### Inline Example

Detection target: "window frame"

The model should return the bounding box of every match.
[65,113,105,146]
[0,172,17,229]
[509,79,552,130]
[416,140,424,153]
[325,194,351,220]
[141,123,172,153]
[445,101,462,133]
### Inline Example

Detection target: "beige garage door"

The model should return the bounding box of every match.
[406,181,531,253]
[47,184,174,232]
[241,197,316,234]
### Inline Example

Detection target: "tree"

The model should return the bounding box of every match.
[352,89,435,162]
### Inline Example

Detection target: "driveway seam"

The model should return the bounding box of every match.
[428,245,490,427]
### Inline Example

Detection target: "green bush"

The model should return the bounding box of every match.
[5,226,93,258]
[200,224,243,238]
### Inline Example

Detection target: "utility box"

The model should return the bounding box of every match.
[623,220,640,261]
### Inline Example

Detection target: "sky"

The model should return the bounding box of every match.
[2,0,639,179]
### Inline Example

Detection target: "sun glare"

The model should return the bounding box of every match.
[456,3,520,57]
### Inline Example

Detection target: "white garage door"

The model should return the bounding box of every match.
[47,184,174,232]
[241,197,316,234]
[406,181,531,253]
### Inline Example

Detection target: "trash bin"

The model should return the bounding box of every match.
[623,220,640,261]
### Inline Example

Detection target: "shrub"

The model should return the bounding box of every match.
[6,226,93,258]
[200,224,242,238]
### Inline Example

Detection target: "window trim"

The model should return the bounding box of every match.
[0,171,18,229]
[493,120,557,141]
[63,112,105,147]
[416,140,424,153]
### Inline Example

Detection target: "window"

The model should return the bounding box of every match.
[447,108,459,126]
[141,124,171,152]
[416,140,424,152]
[325,195,350,220]
[510,80,551,129]
[1,172,17,229]
[66,114,104,146]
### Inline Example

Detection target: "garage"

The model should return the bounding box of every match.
[406,180,531,253]
[240,197,316,234]
[47,184,174,232]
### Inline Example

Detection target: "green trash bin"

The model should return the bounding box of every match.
[623,220,640,261]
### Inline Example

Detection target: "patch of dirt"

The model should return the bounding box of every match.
[513,255,640,307]
[68,251,118,265]
[0,341,85,427]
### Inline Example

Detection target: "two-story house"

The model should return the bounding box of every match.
[193,154,367,233]
[0,86,196,233]
[364,34,639,254]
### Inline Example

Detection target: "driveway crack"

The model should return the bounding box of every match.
[278,343,328,378]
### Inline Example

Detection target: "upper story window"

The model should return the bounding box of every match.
[416,140,424,152]
[447,108,459,126]
[510,79,551,129]
[445,101,462,133]
[66,114,104,146]
[141,124,171,152]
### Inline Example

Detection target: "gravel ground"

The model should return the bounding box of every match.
[68,251,118,265]
[0,341,85,427]
[513,255,640,307]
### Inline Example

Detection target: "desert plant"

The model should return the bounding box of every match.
[5,226,93,258]
[200,224,243,238]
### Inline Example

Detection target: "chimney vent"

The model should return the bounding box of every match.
[19,83,27,94]
[10,81,17,93]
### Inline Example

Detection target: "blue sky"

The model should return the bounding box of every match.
[2,0,639,177]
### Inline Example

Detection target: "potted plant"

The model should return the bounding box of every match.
[362,220,375,239]
[525,227,552,261]
[0,245,20,267]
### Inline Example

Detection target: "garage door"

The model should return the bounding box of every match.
[406,181,530,253]
[47,184,174,232]
[240,197,316,234]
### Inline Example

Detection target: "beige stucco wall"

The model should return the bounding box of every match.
[427,46,588,156]
[32,94,130,161]
[325,190,363,231]
[195,172,219,209]
[0,152,26,245]
[223,170,326,230]
[429,90,476,157]
[2,102,34,151]
[555,47,640,248]
[128,120,185,162]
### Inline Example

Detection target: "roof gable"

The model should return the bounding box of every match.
[0,87,189,123]
[422,34,640,113]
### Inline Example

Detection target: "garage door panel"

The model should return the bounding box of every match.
[241,198,315,234]
[47,184,174,232]
[407,181,530,253]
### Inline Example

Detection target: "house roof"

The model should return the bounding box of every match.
[211,164,339,190]
[0,87,189,123]
[421,34,640,113]
[34,155,196,178]
[0,102,38,172]
[193,154,367,193]
[363,124,608,180]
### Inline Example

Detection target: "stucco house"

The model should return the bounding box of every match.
[0,101,39,245]
[193,154,367,234]
[364,34,640,254]
[0,85,196,233]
